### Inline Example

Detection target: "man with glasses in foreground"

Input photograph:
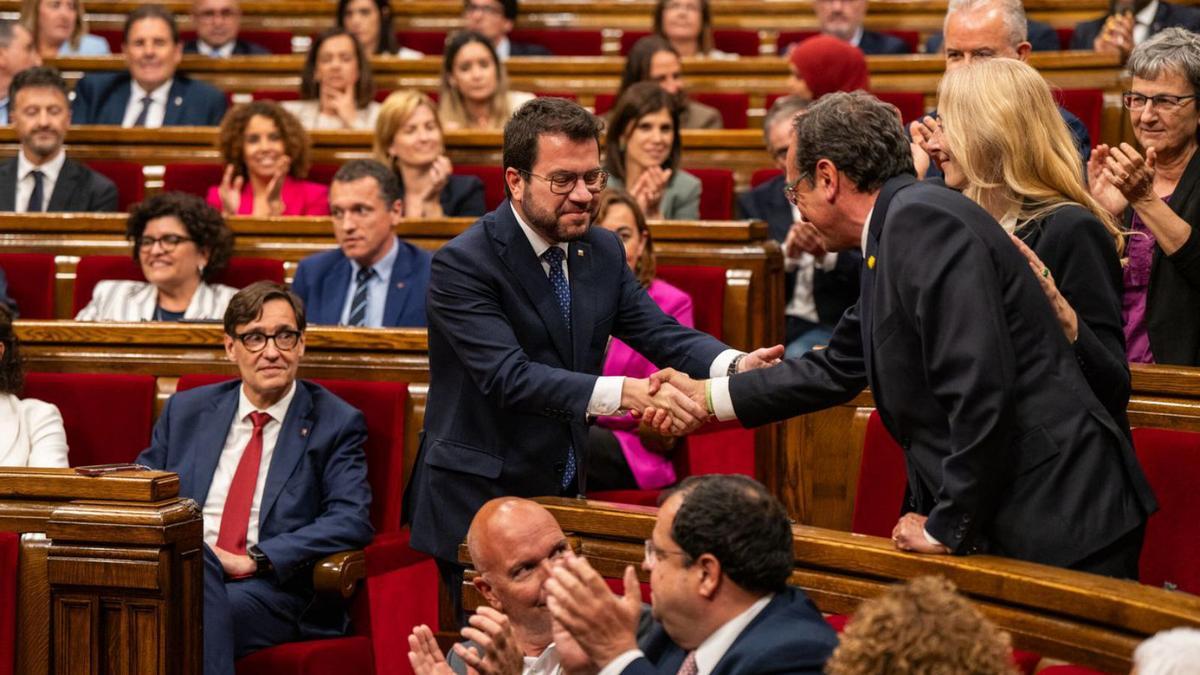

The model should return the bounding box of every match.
[138,281,373,675]
[405,97,783,618]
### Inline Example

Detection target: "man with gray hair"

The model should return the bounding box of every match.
[738,95,860,356]
[649,91,1157,576]
[0,19,42,124]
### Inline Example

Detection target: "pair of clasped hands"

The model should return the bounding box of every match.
[624,344,786,438]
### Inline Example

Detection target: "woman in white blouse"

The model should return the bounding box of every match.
[75,192,237,322]
[283,28,381,131]
[0,305,67,467]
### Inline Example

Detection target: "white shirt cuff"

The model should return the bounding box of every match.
[815,252,839,272]
[598,649,644,675]
[709,349,743,378]
[783,255,801,273]
[588,376,625,416]
[923,528,943,547]
[709,376,738,421]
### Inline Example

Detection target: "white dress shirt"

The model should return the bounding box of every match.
[523,644,562,675]
[510,204,738,416]
[496,36,512,61]
[15,149,66,213]
[338,235,399,327]
[600,595,772,675]
[121,79,174,128]
[1134,1,1160,46]
[783,203,839,324]
[197,40,236,57]
[201,381,297,550]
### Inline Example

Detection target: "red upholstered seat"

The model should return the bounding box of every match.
[850,411,906,537]
[22,372,155,466]
[455,165,506,211]
[308,163,340,186]
[618,30,652,56]
[1056,27,1076,50]
[394,31,448,55]
[593,93,616,116]
[874,91,926,126]
[775,30,818,54]
[72,255,285,315]
[713,29,761,56]
[0,531,16,675]
[1037,666,1107,675]
[1132,427,1200,595]
[750,168,782,188]
[84,160,145,211]
[179,29,295,54]
[885,30,919,53]
[1054,89,1103,150]
[510,29,603,56]
[251,90,301,102]
[686,168,735,220]
[691,92,749,129]
[163,163,225,199]
[0,253,56,319]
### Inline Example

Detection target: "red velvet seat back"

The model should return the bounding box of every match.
[455,164,506,211]
[394,30,448,55]
[691,92,750,129]
[776,30,819,54]
[874,91,926,126]
[72,255,285,315]
[84,160,145,211]
[509,29,603,56]
[0,253,56,319]
[850,410,907,537]
[750,168,782,188]
[655,265,724,340]
[618,30,652,56]
[1054,89,1103,150]
[0,532,14,675]
[593,93,616,116]
[713,29,761,56]
[1132,427,1200,594]
[1056,27,1076,50]
[307,163,340,186]
[686,168,735,220]
[22,372,155,466]
[251,90,302,102]
[163,163,225,199]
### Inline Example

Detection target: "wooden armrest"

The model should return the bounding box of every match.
[312,549,366,600]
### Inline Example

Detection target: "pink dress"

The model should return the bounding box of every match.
[205,176,330,216]
[595,278,694,489]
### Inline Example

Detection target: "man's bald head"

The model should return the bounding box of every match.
[468,497,565,574]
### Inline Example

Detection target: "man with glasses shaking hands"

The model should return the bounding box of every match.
[138,281,373,675]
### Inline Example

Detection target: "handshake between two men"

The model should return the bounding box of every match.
[622,345,786,437]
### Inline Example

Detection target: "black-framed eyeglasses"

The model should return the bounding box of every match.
[783,174,809,206]
[137,234,194,252]
[521,168,609,195]
[235,330,302,353]
[464,1,504,15]
[1122,91,1199,112]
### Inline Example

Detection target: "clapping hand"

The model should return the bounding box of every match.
[408,624,459,675]
[252,156,291,217]
[909,115,948,179]
[1094,12,1135,59]
[629,166,672,219]
[453,607,525,675]
[217,164,245,216]
[543,552,641,670]
[1101,142,1157,205]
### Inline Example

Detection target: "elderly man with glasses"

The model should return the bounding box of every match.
[138,281,373,675]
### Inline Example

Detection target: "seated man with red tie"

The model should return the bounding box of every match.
[137,281,373,675]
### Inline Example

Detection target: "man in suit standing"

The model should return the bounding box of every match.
[0,20,42,125]
[291,160,432,327]
[138,282,373,675]
[463,0,551,59]
[651,92,1158,576]
[814,0,910,55]
[1071,0,1200,60]
[71,4,227,127]
[738,95,860,356]
[546,474,838,675]
[184,0,270,57]
[404,97,782,604]
[0,67,117,212]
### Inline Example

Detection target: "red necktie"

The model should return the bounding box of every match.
[216,411,272,555]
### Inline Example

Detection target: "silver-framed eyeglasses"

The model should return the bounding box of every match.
[644,539,688,567]
[783,174,809,206]
[1122,91,1199,112]
[137,234,193,252]
[521,168,609,195]
[236,330,302,352]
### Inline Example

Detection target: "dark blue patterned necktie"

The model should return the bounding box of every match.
[541,246,576,489]
[132,95,154,127]
[348,267,374,327]
[27,170,44,212]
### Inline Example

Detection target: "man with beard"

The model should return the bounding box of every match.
[1071,0,1200,59]
[0,66,117,212]
[404,97,783,614]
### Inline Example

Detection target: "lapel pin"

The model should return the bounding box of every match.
[867,255,876,269]
[174,96,183,106]
[396,281,406,289]
[300,427,309,437]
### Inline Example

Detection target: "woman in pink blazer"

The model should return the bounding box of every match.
[207,100,330,217]
[588,189,695,491]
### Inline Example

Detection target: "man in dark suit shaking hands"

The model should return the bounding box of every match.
[651,92,1157,577]
[405,97,783,597]
[71,4,227,127]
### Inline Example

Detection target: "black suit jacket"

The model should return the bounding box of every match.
[0,156,118,212]
[858,30,910,55]
[183,38,270,55]
[508,40,552,56]
[398,173,487,218]
[404,201,729,561]
[625,588,837,675]
[1143,142,1200,366]
[727,176,1157,569]
[71,72,228,126]
[736,175,860,326]
[1071,1,1200,49]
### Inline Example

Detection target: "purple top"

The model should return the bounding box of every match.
[595,278,694,489]
[1122,196,1170,364]
[206,176,330,216]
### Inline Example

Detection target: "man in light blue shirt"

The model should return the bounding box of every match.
[0,20,43,125]
[290,159,432,328]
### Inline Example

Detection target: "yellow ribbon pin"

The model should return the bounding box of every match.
[867,255,876,269]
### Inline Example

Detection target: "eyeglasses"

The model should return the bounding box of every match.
[1122,91,1199,112]
[464,2,504,16]
[783,173,809,206]
[644,539,689,567]
[521,168,609,195]
[196,8,238,20]
[235,329,302,352]
[137,234,193,252]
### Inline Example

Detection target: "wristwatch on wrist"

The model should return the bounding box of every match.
[247,545,273,577]
[727,354,746,377]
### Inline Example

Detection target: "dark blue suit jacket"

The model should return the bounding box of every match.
[0,266,13,315]
[858,30,910,55]
[1071,1,1200,49]
[625,588,837,675]
[925,19,1062,53]
[404,201,730,561]
[399,174,487,218]
[137,379,374,584]
[71,72,228,126]
[291,238,433,327]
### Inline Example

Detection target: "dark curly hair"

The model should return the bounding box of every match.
[126,192,234,282]
[301,27,376,108]
[0,304,22,395]
[664,474,794,595]
[604,81,682,183]
[793,91,915,193]
[216,100,311,180]
[826,576,1018,675]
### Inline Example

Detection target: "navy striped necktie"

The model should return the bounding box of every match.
[348,267,375,327]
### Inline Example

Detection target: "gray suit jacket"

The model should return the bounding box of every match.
[0,156,118,213]
[608,170,701,221]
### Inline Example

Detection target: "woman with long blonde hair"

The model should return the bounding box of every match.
[438,31,532,131]
[936,58,1129,427]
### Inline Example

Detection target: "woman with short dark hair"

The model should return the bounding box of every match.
[0,304,68,467]
[604,82,700,220]
[336,0,423,57]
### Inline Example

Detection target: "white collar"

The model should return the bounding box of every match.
[511,202,569,260]
[1136,0,1160,26]
[860,207,874,255]
[496,36,512,60]
[848,26,864,47]
[522,643,561,675]
[693,594,773,675]
[18,148,66,181]
[236,379,297,424]
[131,78,174,105]
[198,40,236,57]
